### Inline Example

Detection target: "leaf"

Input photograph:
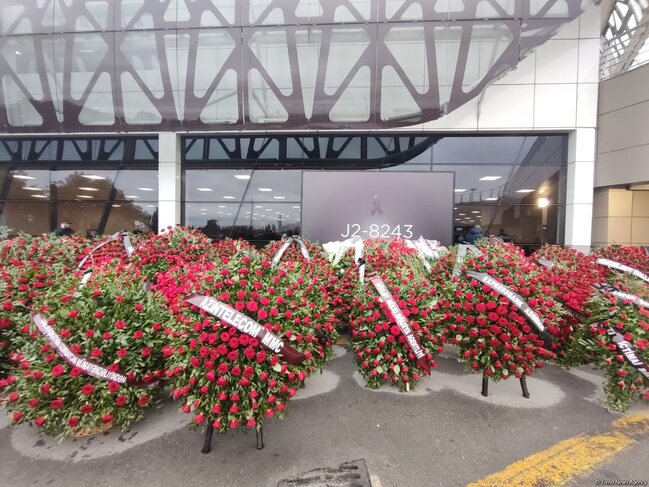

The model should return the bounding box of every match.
[393,364,400,375]
[272,363,282,372]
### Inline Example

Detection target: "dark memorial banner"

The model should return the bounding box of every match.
[271,236,310,267]
[595,322,649,384]
[186,295,306,365]
[368,275,431,372]
[594,283,649,308]
[301,171,454,245]
[32,313,127,383]
[597,258,649,284]
[466,271,553,349]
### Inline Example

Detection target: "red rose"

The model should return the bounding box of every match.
[2,301,14,311]
[133,330,144,339]
[246,301,259,312]
[108,381,120,393]
[68,416,79,427]
[102,414,113,424]
[70,367,83,377]
[115,395,127,406]
[90,348,103,358]
[118,349,128,358]
[8,392,19,402]
[28,399,39,408]
[81,384,94,396]
[80,403,93,414]
[41,384,51,394]
[114,320,126,330]
[50,398,64,409]
[68,310,79,318]
[93,310,105,319]
[52,365,65,377]
[141,347,151,357]
[138,395,149,407]
[34,417,46,427]
[617,370,628,377]
[134,304,144,312]
[12,411,23,422]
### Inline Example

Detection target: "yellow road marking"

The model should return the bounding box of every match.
[468,413,649,487]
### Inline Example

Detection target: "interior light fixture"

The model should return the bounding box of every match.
[454,189,467,193]
[112,204,122,208]
[234,175,251,180]
[458,213,466,216]
[484,197,498,201]
[292,206,300,209]
[78,187,99,191]
[31,194,47,198]
[200,208,208,211]
[273,196,285,200]
[23,186,43,191]
[196,187,213,192]
[137,187,155,191]
[265,209,273,211]
[258,188,272,192]
[538,197,550,208]
[125,195,139,199]
[12,175,35,180]
[255,205,263,208]
[480,176,501,181]
[471,211,480,214]
[516,189,534,193]
[223,196,235,199]
[82,174,106,180]
[77,195,93,199]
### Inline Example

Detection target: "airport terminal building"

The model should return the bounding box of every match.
[1,0,648,251]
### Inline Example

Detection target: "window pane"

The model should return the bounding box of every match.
[184,169,252,202]
[0,202,49,234]
[113,170,158,201]
[51,170,114,200]
[6,170,50,199]
[104,202,157,235]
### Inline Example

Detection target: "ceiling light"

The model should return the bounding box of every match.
[137,187,155,191]
[292,206,300,209]
[77,195,93,199]
[484,197,498,201]
[78,187,99,191]
[82,174,106,180]
[200,213,206,216]
[125,195,139,199]
[31,194,47,198]
[538,197,550,208]
[200,208,208,211]
[454,189,467,193]
[15,50,22,55]
[226,213,232,215]
[453,207,458,210]
[223,196,235,199]
[196,187,212,192]
[254,205,263,208]
[265,209,272,211]
[146,205,156,208]
[516,189,534,193]
[112,204,122,208]
[471,211,480,214]
[234,175,251,180]
[273,196,285,200]
[12,175,35,180]
[458,213,466,216]
[480,176,501,181]
[217,211,223,214]
[258,188,272,192]
[23,186,43,191]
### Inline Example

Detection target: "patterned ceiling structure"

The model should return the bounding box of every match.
[0,0,593,133]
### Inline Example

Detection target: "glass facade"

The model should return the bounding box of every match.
[183,134,567,250]
[0,138,159,236]
[0,0,590,133]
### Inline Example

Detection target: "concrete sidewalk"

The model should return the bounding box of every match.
[1,346,646,487]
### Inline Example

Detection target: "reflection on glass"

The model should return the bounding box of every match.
[7,170,51,199]
[51,170,115,200]
[184,169,252,202]
[104,202,157,235]
[0,202,49,234]
[452,203,563,251]
[113,170,158,201]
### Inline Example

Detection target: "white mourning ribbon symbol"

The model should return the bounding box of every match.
[370,194,382,216]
